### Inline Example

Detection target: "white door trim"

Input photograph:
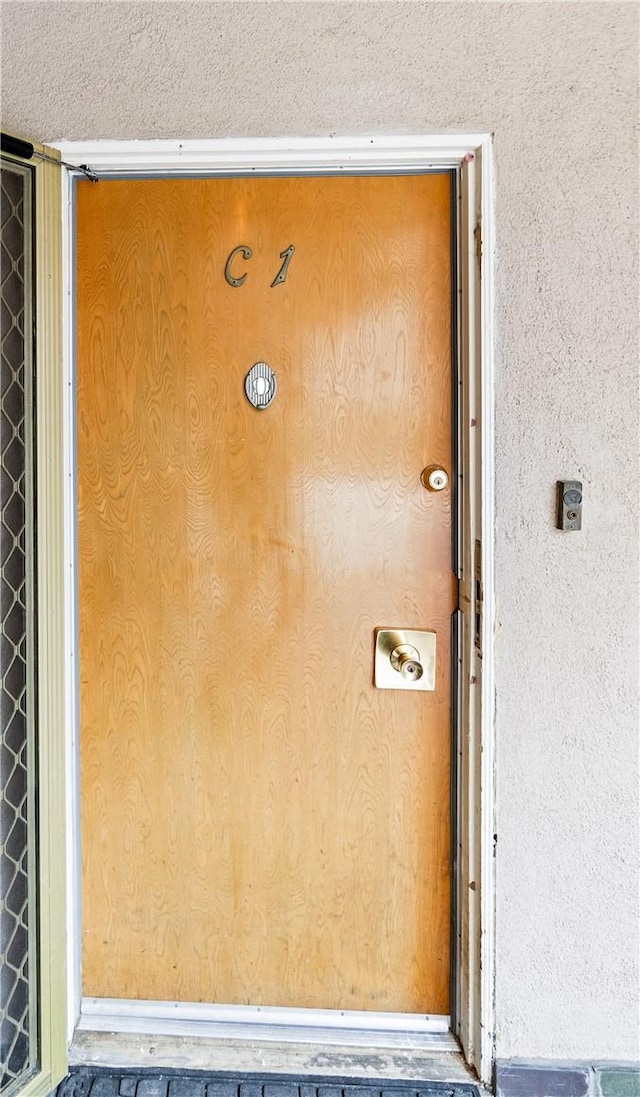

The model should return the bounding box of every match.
[56,133,495,1085]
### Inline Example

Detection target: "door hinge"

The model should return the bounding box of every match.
[474,538,483,655]
[474,220,482,275]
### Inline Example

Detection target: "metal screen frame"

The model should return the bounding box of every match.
[1,154,39,1097]
[1,137,67,1097]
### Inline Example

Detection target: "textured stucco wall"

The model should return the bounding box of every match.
[2,0,638,1065]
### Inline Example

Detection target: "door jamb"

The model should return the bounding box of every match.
[55,134,495,1085]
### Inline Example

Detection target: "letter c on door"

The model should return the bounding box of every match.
[225,245,253,287]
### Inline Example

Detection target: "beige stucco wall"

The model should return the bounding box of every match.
[2,0,638,1065]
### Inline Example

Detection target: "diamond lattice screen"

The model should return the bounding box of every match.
[1,161,36,1093]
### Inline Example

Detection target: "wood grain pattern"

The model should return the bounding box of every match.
[77,174,455,1013]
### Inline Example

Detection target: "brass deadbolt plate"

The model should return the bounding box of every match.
[374,628,437,691]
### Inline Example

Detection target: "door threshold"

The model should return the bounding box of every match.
[71,1000,474,1083]
[70,1031,474,1085]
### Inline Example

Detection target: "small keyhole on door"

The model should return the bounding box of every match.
[421,466,449,492]
[389,644,425,683]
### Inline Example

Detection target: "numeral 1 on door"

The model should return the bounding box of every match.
[271,244,295,287]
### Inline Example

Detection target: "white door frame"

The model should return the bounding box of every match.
[55,134,495,1084]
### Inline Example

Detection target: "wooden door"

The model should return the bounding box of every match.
[77,173,455,1014]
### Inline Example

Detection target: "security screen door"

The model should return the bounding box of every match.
[1,156,37,1092]
[76,173,455,1014]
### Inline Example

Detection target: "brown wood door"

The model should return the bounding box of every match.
[77,173,455,1014]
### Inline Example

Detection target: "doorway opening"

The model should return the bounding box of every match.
[56,135,494,1086]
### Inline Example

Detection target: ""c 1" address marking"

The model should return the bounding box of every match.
[225,244,295,288]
